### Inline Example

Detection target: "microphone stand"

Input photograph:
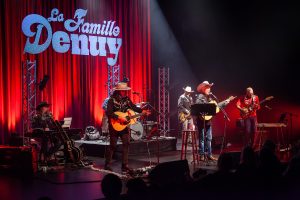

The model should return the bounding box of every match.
[210,94,230,154]
[287,112,298,151]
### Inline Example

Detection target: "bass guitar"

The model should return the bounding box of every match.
[111,109,149,131]
[240,96,274,119]
[52,119,83,164]
[201,96,236,120]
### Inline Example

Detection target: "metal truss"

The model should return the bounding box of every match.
[107,65,120,96]
[158,67,170,136]
[22,60,37,136]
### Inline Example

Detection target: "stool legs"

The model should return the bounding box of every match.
[181,131,199,165]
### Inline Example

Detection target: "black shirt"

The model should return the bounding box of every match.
[106,93,143,120]
[31,112,55,130]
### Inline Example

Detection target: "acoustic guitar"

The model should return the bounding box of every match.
[111,109,149,131]
[201,96,236,120]
[240,96,274,119]
[52,119,83,164]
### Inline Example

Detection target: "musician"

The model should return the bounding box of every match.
[195,81,217,161]
[31,101,60,164]
[101,97,110,134]
[105,82,150,172]
[236,87,260,147]
[178,86,194,131]
[32,101,55,130]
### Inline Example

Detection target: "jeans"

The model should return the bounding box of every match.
[197,121,212,156]
[244,116,257,146]
[105,126,130,166]
[182,118,195,131]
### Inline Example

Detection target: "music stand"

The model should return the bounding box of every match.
[191,103,216,163]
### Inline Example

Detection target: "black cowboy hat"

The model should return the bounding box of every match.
[36,101,51,110]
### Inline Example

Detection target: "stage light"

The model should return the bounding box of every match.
[39,75,49,91]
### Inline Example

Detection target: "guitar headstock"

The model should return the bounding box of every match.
[265,96,274,101]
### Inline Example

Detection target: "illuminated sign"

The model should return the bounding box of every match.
[22,8,122,66]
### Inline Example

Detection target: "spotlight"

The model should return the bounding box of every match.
[39,75,49,91]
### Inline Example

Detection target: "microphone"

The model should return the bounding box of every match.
[209,92,218,100]
[132,91,140,95]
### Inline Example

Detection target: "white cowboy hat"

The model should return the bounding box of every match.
[113,82,131,91]
[197,81,214,92]
[183,86,194,93]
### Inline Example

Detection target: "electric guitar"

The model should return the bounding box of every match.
[201,96,236,120]
[178,111,191,123]
[111,109,150,131]
[240,96,274,119]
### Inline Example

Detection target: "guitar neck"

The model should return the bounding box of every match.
[54,120,71,141]
[129,113,144,119]
[259,99,268,105]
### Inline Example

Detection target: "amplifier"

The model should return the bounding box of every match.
[0,145,37,175]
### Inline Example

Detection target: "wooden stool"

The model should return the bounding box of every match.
[181,130,199,165]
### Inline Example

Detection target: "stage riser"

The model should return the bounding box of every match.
[77,138,177,157]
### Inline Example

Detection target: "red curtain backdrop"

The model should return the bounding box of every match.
[0,0,151,144]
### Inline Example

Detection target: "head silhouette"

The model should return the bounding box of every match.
[101,174,122,199]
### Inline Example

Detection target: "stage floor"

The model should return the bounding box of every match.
[74,136,178,157]
[0,140,292,200]
[0,148,219,200]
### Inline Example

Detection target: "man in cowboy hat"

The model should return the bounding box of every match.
[178,86,195,131]
[32,101,54,130]
[105,82,150,172]
[195,81,217,161]
[31,101,60,165]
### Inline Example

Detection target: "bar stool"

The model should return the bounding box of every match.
[181,130,199,165]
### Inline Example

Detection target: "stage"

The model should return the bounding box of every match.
[74,136,177,157]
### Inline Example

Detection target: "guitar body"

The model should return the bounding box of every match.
[53,120,83,164]
[240,107,254,119]
[200,96,236,120]
[201,101,220,121]
[64,141,83,163]
[111,109,139,131]
[178,112,191,123]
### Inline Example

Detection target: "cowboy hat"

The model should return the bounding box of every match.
[113,82,131,91]
[36,101,51,110]
[183,86,194,93]
[197,81,214,92]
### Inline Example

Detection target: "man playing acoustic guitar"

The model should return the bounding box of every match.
[195,81,235,161]
[236,87,260,147]
[105,82,150,172]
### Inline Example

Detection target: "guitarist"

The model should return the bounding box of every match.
[236,87,260,147]
[178,86,195,131]
[105,82,150,172]
[195,81,232,161]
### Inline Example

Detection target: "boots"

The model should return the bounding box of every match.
[121,164,133,173]
[104,162,112,171]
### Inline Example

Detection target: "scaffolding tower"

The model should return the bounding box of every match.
[158,67,170,136]
[22,60,37,136]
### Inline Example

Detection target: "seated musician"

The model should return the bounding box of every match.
[236,87,260,147]
[31,101,61,164]
[105,82,150,172]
